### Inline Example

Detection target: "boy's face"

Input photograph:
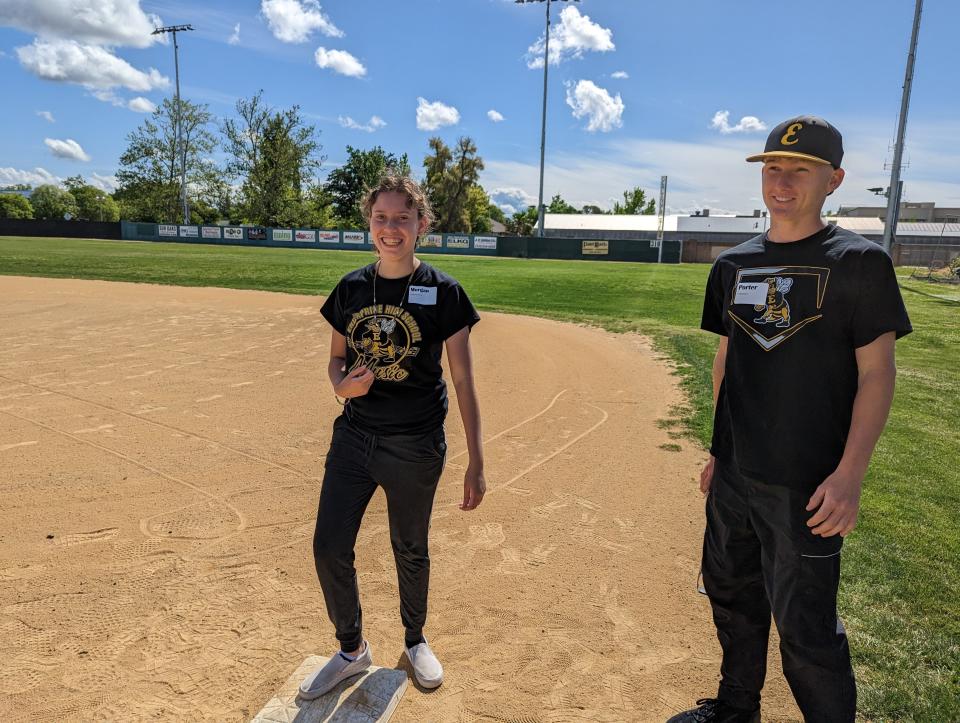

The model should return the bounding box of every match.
[761,157,844,224]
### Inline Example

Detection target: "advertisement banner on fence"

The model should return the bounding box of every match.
[272,229,293,241]
[224,227,243,239]
[343,231,365,244]
[420,234,442,248]
[473,236,497,250]
[582,240,609,255]
[201,226,221,239]
[294,230,316,242]
[179,225,199,237]
[247,227,266,240]
[158,224,177,237]
[446,235,470,249]
[318,230,340,242]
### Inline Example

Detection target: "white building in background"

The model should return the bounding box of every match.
[539,211,960,265]
[541,212,960,240]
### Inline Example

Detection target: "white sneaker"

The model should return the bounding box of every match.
[405,639,443,689]
[298,641,372,700]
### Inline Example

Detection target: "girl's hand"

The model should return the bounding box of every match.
[460,463,486,511]
[335,365,374,399]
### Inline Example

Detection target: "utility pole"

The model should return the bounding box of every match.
[882,0,923,254]
[151,24,194,225]
[657,175,667,263]
[514,0,579,237]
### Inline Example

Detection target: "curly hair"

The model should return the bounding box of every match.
[360,171,434,231]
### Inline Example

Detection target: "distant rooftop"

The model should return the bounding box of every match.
[543,213,960,237]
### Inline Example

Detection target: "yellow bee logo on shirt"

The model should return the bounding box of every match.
[753,276,794,328]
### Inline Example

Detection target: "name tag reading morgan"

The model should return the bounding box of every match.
[409,286,437,305]
[734,282,769,306]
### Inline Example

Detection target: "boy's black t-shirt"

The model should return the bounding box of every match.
[321,261,480,435]
[701,225,912,490]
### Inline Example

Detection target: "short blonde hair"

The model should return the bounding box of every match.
[361,172,434,231]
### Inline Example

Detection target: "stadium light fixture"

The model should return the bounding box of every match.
[514,0,579,238]
[152,24,195,225]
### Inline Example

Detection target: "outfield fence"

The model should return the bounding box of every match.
[115,221,683,263]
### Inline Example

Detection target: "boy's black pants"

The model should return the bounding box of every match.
[313,414,446,652]
[702,458,856,722]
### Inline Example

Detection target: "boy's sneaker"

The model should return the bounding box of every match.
[667,698,760,723]
[404,639,443,689]
[298,642,372,700]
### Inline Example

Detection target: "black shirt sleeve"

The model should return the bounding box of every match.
[700,259,728,336]
[438,282,481,340]
[850,248,913,348]
[320,279,348,335]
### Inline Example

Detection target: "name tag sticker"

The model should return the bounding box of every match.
[408,286,437,305]
[734,282,768,305]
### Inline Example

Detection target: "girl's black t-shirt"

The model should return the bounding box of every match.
[321,261,480,435]
[700,225,912,490]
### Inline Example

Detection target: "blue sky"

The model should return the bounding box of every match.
[1,0,957,216]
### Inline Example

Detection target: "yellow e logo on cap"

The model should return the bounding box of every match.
[781,123,803,146]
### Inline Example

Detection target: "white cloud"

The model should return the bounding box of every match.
[45,137,91,162]
[0,166,61,187]
[89,172,118,192]
[314,47,366,77]
[262,0,342,43]
[611,71,629,79]
[228,23,241,45]
[37,110,55,122]
[565,80,624,133]
[490,187,535,216]
[128,96,156,113]
[416,97,460,132]
[526,6,614,69]
[711,110,767,134]
[487,109,505,123]
[338,115,386,132]
[0,0,163,48]
[16,39,169,91]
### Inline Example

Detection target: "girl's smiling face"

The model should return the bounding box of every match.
[369,191,428,263]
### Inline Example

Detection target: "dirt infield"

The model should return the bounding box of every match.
[0,276,799,721]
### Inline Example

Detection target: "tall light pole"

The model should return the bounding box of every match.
[657,175,667,264]
[515,0,579,238]
[882,0,923,255]
[152,23,194,225]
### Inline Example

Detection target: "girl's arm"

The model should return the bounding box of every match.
[445,326,485,510]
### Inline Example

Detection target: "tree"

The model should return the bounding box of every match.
[612,186,656,215]
[488,203,506,225]
[505,205,539,236]
[64,176,120,222]
[303,184,337,228]
[222,91,325,226]
[547,193,577,214]
[464,185,493,233]
[422,136,484,232]
[0,194,34,219]
[581,204,607,215]
[325,145,410,229]
[29,185,78,220]
[116,97,218,223]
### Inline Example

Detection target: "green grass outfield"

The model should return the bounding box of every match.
[2,236,958,719]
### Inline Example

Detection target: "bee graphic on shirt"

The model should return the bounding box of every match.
[359,317,401,364]
[753,276,793,328]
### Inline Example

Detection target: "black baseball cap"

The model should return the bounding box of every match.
[746,115,844,168]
